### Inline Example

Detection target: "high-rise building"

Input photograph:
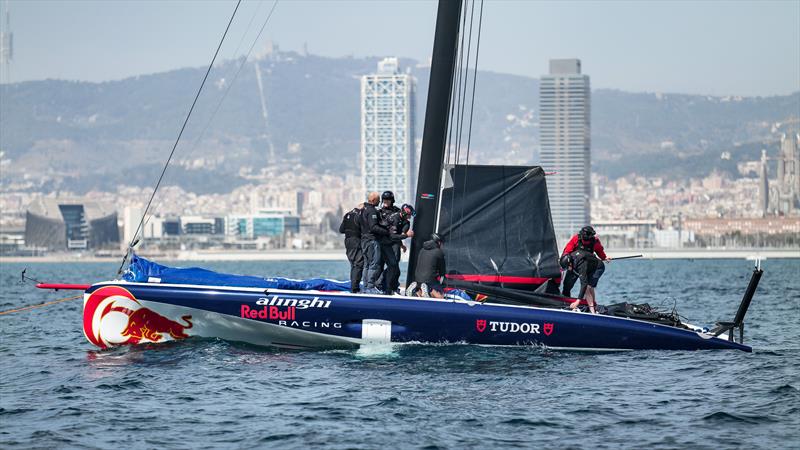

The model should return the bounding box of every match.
[0,0,12,84]
[539,59,591,241]
[759,149,769,217]
[776,133,800,213]
[360,57,416,203]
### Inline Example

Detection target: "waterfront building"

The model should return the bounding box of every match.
[360,57,416,203]
[539,58,591,241]
[774,133,800,214]
[24,198,120,251]
[181,216,225,235]
[226,210,301,239]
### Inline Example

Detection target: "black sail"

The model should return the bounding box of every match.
[438,165,561,290]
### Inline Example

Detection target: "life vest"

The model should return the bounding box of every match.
[577,236,596,252]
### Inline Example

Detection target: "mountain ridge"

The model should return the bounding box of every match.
[1,51,797,193]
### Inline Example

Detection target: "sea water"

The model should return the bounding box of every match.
[1,259,798,449]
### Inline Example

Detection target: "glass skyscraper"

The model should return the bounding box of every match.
[539,59,591,241]
[360,57,416,203]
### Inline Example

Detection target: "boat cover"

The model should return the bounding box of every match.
[438,165,561,290]
[122,254,351,291]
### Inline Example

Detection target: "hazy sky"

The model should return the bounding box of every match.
[4,0,799,96]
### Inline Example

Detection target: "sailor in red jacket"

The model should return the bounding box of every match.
[559,226,610,313]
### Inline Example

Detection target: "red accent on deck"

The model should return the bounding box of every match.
[445,274,552,284]
[36,283,91,291]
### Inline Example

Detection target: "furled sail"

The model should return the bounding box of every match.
[437,165,561,290]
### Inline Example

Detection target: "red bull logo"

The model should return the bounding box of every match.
[83,286,193,349]
[240,304,296,321]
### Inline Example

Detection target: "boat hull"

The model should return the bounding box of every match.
[82,282,751,352]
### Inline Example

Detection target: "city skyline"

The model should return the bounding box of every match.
[2,1,799,97]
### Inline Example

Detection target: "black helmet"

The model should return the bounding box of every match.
[401,203,416,217]
[579,226,596,240]
[559,254,572,270]
[431,232,443,244]
[381,191,395,202]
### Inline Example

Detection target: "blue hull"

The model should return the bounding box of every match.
[81,281,751,352]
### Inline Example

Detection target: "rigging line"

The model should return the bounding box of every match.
[116,0,242,276]
[447,0,475,270]
[446,0,474,250]
[437,0,469,234]
[458,0,483,241]
[454,0,476,167]
[453,0,471,166]
[137,0,279,238]
[0,295,82,316]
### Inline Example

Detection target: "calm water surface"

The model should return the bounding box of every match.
[1,259,799,449]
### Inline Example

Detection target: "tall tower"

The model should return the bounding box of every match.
[775,133,800,214]
[360,57,416,203]
[759,149,769,217]
[0,0,12,84]
[539,59,591,241]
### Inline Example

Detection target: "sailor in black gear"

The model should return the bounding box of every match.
[381,203,415,293]
[359,192,390,293]
[375,191,401,293]
[338,203,364,293]
[407,233,446,299]
[561,226,608,313]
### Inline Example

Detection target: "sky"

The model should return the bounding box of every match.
[3,0,799,97]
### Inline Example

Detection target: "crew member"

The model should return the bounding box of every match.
[338,203,364,293]
[359,192,390,294]
[383,203,415,294]
[407,233,446,299]
[375,191,401,292]
[560,226,609,313]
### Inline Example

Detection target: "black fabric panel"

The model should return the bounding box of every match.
[438,165,561,289]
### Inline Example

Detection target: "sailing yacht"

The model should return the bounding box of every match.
[40,0,761,352]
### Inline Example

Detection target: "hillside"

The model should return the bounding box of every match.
[1,50,797,193]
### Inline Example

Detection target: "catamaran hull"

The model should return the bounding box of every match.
[82,282,751,352]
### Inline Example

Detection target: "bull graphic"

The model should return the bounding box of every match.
[121,309,193,343]
[476,319,487,333]
[83,285,194,348]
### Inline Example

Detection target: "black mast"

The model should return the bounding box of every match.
[407,0,463,284]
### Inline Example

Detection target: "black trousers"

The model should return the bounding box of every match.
[561,269,583,298]
[375,243,402,292]
[562,259,604,299]
[375,242,400,293]
[344,236,363,292]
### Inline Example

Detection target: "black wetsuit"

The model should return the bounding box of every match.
[359,203,389,290]
[338,207,363,293]
[414,240,446,292]
[382,209,411,292]
[374,205,401,293]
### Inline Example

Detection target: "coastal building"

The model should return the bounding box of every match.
[539,58,591,241]
[773,133,800,214]
[226,210,301,239]
[24,198,120,251]
[360,57,416,203]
